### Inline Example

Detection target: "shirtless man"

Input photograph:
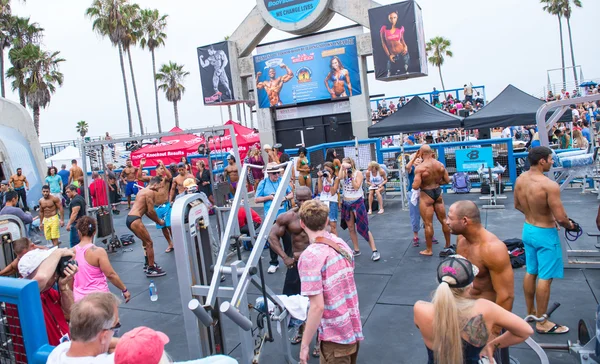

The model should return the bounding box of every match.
[137,159,174,253]
[126,176,167,277]
[380,10,410,77]
[39,185,64,247]
[121,159,139,209]
[199,45,233,101]
[224,155,239,194]
[10,168,29,211]
[0,238,47,277]
[412,145,451,256]
[266,186,318,352]
[256,64,294,107]
[68,160,83,186]
[514,146,574,335]
[170,163,194,203]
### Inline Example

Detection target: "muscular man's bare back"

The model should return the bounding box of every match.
[414,159,447,190]
[514,171,560,228]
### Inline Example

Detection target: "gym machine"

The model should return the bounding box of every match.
[171,161,297,364]
[0,215,26,274]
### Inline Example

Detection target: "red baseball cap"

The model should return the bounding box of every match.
[114,326,170,364]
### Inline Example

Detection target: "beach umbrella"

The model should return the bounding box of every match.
[579,81,598,87]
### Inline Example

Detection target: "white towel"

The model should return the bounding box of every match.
[410,189,420,206]
[255,294,310,321]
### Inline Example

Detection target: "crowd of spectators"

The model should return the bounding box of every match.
[545,84,599,102]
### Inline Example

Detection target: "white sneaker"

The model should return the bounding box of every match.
[371,251,381,261]
[267,265,279,274]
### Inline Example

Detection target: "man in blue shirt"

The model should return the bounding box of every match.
[582,121,591,143]
[57,164,70,201]
[255,163,293,273]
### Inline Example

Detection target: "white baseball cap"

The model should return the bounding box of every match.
[18,247,57,278]
[263,144,272,151]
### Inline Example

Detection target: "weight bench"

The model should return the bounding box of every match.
[588,231,600,250]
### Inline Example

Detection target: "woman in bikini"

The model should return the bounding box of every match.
[414,256,532,364]
[324,56,352,99]
[295,147,311,192]
[380,10,410,77]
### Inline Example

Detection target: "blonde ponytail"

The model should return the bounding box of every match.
[432,279,463,364]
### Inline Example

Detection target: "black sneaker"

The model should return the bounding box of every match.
[143,264,149,273]
[146,265,166,277]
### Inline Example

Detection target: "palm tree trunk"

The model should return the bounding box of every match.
[18,86,25,107]
[118,43,134,136]
[151,49,162,133]
[0,47,5,98]
[126,48,144,135]
[565,15,578,89]
[32,104,40,136]
[557,15,566,90]
[438,65,446,99]
[173,99,179,127]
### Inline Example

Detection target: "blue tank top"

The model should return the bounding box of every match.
[426,340,484,364]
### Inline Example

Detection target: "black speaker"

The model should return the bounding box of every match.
[478,128,491,140]
[459,110,469,118]
[329,117,338,132]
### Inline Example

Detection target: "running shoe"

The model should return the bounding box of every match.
[371,251,381,261]
[267,265,279,274]
[432,237,439,245]
[412,237,420,247]
[146,265,166,277]
[143,264,148,273]
[353,250,361,257]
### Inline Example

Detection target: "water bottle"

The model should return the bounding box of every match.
[149,280,158,301]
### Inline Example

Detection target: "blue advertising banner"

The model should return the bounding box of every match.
[455,147,494,172]
[254,36,362,109]
[263,0,320,23]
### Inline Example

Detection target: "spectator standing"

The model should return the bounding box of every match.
[255,163,293,273]
[432,87,440,104]
[298,200,363,364]
[582,121,591,143]
[9,168,29,211]
[68,160,84,187]
[317,162,340,236]
[464,83,473,103]
[0,180,8,209]
[73,216,130,302]
[248,146,265,191]
[195,160,215,206]
[89,172,109,208]
[66,185,87,247]
[46,167,63,202]
[46,292,120,363]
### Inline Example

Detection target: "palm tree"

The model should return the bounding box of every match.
[138,8,167,133]
[0,12,12,98]
[76,120,89,137]
[156,61,189,128]
[425,36,453,98]
[6,16,43,106]
[562,0,582,88]
[9,43,64,135]
[86,0,134,136]
[541,0,567,89]
[120,2,144,135]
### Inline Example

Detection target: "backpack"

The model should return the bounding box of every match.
[503,238,526,269]
[452,172,471,193]
[119,234,136,246]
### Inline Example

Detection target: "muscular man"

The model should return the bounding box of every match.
[138,159,174,253]
[68,160,83,186]
[514,146,574,335]
[266,187,318,352]
[170,163,194,203]
[127,176,167,277]
[39,185,64,247]
[380,10,410,77]
[0,237,47,277]
[10,168,29,211]
[199,45,233,101]
[224,155,239,194]
[256,64,293,107]
[121,159,139,209]
[412,145,451,256]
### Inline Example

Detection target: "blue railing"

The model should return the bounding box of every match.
[285,138,383,165]
[370,85,486,108]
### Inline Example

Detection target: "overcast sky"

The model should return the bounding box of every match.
[6,0,600,143]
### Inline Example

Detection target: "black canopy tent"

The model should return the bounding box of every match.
[463,84,572,129]
[368,96,464,137]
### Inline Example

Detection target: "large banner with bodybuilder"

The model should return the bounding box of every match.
[368,0,428,81]
[253,36,362,109]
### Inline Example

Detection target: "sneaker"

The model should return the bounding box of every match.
[146,265,166,277]
[353,250,361,257]
[412,237,420,247]
[371,251,381,261]
[432,237,439,245]
[143,264,149,273]
[267,265,279,274]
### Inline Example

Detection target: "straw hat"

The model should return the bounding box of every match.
[265,162,284,174]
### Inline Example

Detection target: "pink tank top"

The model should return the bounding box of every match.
[380,26,405,42]
[73,243,109,302]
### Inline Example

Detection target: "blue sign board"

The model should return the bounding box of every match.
[253,36,362,108]
[455,147,494,172]
[264,0,320,23]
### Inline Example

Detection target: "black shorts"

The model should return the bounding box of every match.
[126,215,141,230]
[283,266,301,296]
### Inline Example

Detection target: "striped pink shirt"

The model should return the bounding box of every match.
[298,233,363,344]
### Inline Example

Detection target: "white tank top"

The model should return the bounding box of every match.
[342,171,363,199]
[319,176,338,203]
[369,171,384,186]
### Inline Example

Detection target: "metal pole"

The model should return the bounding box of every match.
[399,134,407,211]
[79,138,90,207]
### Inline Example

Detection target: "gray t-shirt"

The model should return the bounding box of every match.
[0,206,33,224]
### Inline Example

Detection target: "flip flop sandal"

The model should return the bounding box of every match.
[290,333,302,345]
[536,324,569,335]
[165,247,174,253]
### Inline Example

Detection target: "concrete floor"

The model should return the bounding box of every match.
[83,189,600,364]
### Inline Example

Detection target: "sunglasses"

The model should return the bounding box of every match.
[106,322,122,336]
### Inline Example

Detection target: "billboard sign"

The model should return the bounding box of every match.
[456,147,494,172]
[197,41,235,105]
[368,0,428,81]
[263,0,320,23]
[253,36,362,109]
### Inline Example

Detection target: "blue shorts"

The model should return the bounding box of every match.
[328,201,338,222]
[522,222,563,280]
[155,203,171,229]
[125,181,138,197]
